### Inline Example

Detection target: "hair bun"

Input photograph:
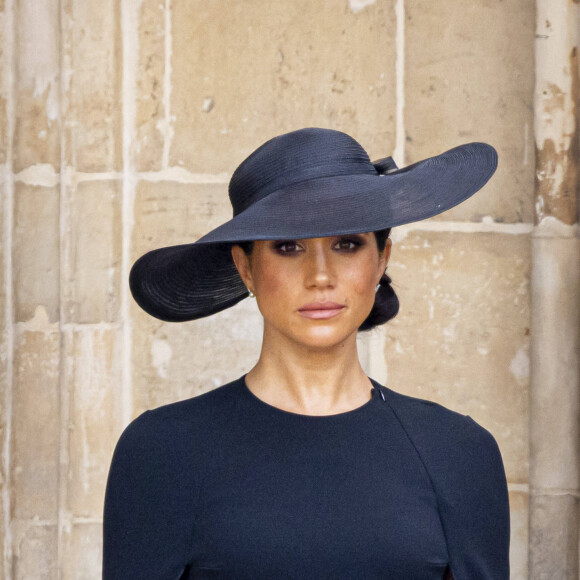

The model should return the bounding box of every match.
[359,271,399,332]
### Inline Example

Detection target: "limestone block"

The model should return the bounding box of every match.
[132,180,231,258]
[405,0,535,224]
[529,494,579,578]
[65,326,123,519]
[0,184,6,332]
[0,183,7,579]
[14,0,60,172]
[530,236,580,490]
[132,297,263,415]
[534,3,579,227]
[170,0,397,173]
[14,184,60,324]
[0,3,7,166]
[61,523,102,580]
[132,181,261,413]
[509,490,529,580]
[12,323,60,520]
[11,520,57,580]
[0,91,6,164]
[62,0,122,172]
[136,0,166,172]
[64,180,122,324]
[383,230,531,482]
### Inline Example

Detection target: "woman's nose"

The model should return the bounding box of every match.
[305,243,335,287]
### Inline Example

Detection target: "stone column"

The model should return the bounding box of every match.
[59,0,123,577]
[2,0,124,576]
[9,0,62,578]
[529,0,580,577]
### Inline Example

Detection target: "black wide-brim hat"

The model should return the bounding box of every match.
[130,127,498,322]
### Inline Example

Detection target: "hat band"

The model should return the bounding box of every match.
[230,154,377,216]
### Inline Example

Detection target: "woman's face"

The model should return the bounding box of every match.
[231,233,391,349]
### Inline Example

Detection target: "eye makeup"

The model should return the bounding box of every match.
[271,235,365,255]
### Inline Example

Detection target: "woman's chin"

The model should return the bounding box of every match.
[292,325,359,349]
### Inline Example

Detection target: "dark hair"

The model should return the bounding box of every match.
[235,229,399,332]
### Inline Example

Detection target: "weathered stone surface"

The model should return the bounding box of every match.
[62,0,122,172]
[64,180,122,323]
[136,0,166,172]
[132,180,231,258]
[0,181,8,580]
[12,521,58,580]
[529,236,580,490]
[405,0,535,224]
[0,96,6,165]
[14,183,60,323]
[534,4,579,227]
[14,0,60,172]
[509,490,529,580]
[170,0,397,173]
[0,92,6,165]
[0,3,7,166]
[65,326,123,518]
[529,494,579,579]
[132,299,263,415]
[383,230,530,482]
[61,523,102,580]
[12,323,60,520]
[132,181,261,413]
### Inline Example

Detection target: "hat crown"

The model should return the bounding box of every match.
[229,128,377,216]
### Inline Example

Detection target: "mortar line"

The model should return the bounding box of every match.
[121,0,139,429]
[57,0,72,573]
[369,0,404,383]
[14,168,232,185]
[2,0,15,576]
[393,0,405,166]
[507,482,530,493]
[9,516,105,527]
[162,0,173,170]
[392,220,534,237]
[137,169,229,183]
[529,487,580,498]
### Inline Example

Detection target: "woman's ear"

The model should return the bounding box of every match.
[380,238,392,272]
[231,244,253,289]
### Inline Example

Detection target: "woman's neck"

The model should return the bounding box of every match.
[244,326,373,415]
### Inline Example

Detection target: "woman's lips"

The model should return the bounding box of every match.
[298,307,345,319]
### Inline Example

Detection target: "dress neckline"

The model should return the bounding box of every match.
[239,373,385,420]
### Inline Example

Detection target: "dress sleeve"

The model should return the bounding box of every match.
[385,394,511,580]
[102,410,196,579]
[431,415,511,580]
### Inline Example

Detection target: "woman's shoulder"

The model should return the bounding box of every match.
[113,376,245,454]
[144,375,244,421]
[373,381,503,466]
[375,384,510,576]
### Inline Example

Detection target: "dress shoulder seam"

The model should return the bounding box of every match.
[381,394,452,566]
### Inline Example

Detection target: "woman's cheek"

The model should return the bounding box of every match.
[346,268,375,296]
[257,263,294,304]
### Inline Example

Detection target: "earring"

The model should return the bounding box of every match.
[248,288,255,298]
[376,267,387,292]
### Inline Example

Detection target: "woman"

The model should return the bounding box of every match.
[103,128,510,579]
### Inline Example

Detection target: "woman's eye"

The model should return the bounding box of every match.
[336,237,362,251]
[273,237,362,255]
[274,241,300,254]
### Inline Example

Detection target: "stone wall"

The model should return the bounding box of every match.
[0,0,577,578]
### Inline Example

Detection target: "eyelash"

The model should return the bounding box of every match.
[273,237,364,255]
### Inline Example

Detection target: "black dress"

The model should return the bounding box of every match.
[102,375,510,579]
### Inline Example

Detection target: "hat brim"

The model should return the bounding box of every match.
[130,141,497,322]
